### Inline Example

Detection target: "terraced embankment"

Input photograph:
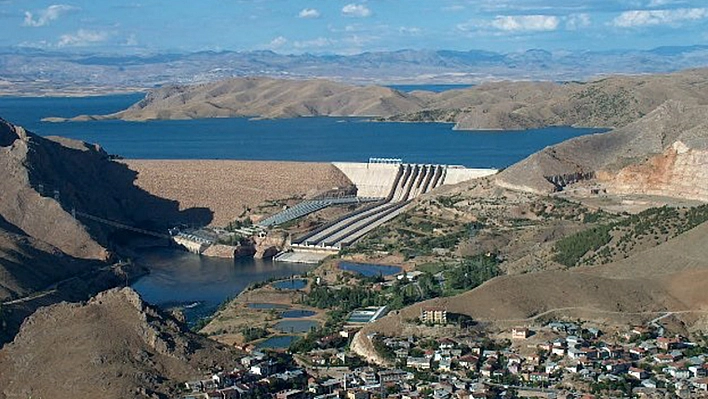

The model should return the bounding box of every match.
[123,160,354,227]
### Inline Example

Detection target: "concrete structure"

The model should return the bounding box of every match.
[421,307,448,324]
[332,162,401,198]
[347,306,389,324]
[442,165,498,185]
[172,233,212,254]
[332,162,497,197]
[274,160,497,264]
[296,163,446,249]
[512,327,530,340]
[257,196,380,228]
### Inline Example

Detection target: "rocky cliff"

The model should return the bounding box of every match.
[599,141,708,202]
[0,120,108,260]
[495,101,708,199]
[0,288,239,399]
[0,117,213,261]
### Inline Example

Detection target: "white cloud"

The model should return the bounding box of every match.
[399,26,422,35]
[612,8,708,27]
[342,4,371,18]
[566,13,591,30]
[58,29,108,47]
[443,5,465,12]
[294,37,336,49]
[298,8,320,19]
[490,15,560,32]
[647,0,677,7]
[23,4,78,27]
[269,36,288,48]
[124,34,138,46]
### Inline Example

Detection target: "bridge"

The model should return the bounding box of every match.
[32,182,171,239]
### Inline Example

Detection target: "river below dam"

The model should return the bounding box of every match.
[130,247,311,324]
[0,92,605,324]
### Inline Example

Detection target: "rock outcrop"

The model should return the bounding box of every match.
[599,141,708,202]
[0,288,239,399]
[254,231,288,259]
[495,101,708,199]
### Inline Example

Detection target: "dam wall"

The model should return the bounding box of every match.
[442,166,499,185]
[332,162,401,197]
[333,162,498,196]
[172,236,210,254]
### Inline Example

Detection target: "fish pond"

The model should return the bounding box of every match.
[338,262,402,277]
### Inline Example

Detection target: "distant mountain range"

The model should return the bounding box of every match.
[3,45,708,95]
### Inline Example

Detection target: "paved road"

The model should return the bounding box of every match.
[491,307,708,323]
[2,263,121,306]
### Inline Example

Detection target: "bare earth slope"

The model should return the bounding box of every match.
[0,117,214,261]
[124,160,354,226]
[0,288,238,399]
[357,221,708,352]
[0,215,99,302]
[495,100,708,197]
[53,69,708,132]
[70,77,428,121]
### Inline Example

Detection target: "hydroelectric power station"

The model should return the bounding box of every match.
[270,158,497,263]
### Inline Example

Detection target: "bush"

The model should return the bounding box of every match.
[553,225,612,267]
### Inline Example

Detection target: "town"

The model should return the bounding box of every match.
[183,306,708,399]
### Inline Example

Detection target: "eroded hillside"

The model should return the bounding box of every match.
[495,100,708,197]
[0,288,239,399]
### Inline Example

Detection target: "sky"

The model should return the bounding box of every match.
[1,0,707,55]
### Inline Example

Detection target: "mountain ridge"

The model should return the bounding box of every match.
[52,68,708,133]
[5,45,708,95]
[0,287,239,399]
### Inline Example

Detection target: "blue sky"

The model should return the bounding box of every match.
[2,0,707,54]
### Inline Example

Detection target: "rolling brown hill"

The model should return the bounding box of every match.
[495,100,708,197]
[0,288,239,399]
[51,69,708,132]
[0,117,214,261]
[358,220,708,347]
[59,77,428,121]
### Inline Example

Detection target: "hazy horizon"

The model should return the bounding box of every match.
[3,1,708,55]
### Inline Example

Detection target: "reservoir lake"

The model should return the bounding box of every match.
[0,93,602,168]
[0,93,605,327]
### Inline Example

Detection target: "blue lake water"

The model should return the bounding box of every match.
[274,320,319,333]
[0,94,604,169]
[281,309,316,318]
[338,262,402,277]
[272,279,308,290]
[257,335,299,349]
[130,248,310,324]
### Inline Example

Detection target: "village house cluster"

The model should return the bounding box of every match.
[183,317,708,399]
